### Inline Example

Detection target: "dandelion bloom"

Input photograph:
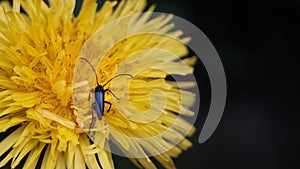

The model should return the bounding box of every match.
[0,0,197,168]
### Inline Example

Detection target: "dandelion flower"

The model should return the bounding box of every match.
[0,0,198,169]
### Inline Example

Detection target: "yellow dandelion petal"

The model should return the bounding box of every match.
[11,139,39,168]
[73,145,85,169]
[66,143,75,169]
[55,152,67,169]
[0,116,27,132]
[41,145,56,169]
[0,126,24,164]
[133,157,157,169]
[0,0,199,168]
[154,153,176,169]
[97,148,115,169]
[23,143,46,169]
[79,135,101,169]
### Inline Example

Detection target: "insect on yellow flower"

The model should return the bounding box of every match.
[0,0,198,168]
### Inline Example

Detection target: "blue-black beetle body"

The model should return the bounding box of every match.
[94,85,105,120]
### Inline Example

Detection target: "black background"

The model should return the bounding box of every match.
[138,0,297,169]
[1,0,298,168]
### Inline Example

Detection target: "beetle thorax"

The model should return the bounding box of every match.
[95,85,104,91]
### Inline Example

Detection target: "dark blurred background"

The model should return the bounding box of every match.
[132,0,297,169]
[2,0,298,168]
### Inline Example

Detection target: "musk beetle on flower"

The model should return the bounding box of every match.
[79,58,133,131]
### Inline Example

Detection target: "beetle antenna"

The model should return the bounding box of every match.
[79,58,100,86]
[103,74,133,87]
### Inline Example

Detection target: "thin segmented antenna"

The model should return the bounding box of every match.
[79,58,100,86]
[103,74,133,87]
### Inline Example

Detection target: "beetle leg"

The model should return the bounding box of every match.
[88,89,95,101]
[104,101,112,112]
[89,102,96,135]
[104,89,120,100]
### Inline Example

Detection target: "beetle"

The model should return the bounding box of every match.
[79,58,133,131]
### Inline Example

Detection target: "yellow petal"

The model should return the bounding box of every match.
[79,135,101,169]
[37,107,75,129]
[66,143,75,169]
[23,143,46,169]
[154,153,176,169]
[12,139,39,168]
[0,117,27,132]
[26,108,47,126]
[74,145,85,169]
[55,152,67,169]
[0,149,15,167]
[0,126,24,164]
[41,145,56,169]
[97,148,115,169]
